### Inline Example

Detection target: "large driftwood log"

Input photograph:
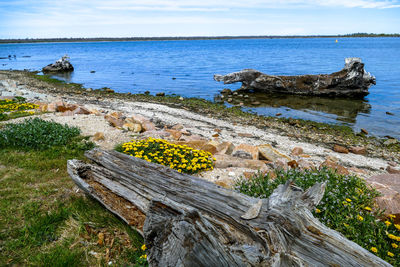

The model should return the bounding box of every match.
[67,148,390,266]
[214,58,376,96]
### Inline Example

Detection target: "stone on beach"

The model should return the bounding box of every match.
[258,144,291,162]
[320,159,349,175]
[232,143,259,160]
[349,146,367,155]
[366,174,400,215]
[333,144,349,154]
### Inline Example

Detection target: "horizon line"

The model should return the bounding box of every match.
[1,33,400,42]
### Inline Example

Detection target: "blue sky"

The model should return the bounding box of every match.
[0,0,399,38]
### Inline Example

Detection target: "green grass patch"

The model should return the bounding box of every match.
[235,168,400,265]
[0,118,81,150]
[0,119,146,266]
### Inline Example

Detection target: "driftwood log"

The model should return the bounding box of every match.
[214,58,376,97]
[67,148,390,266]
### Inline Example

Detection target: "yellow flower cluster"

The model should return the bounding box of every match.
[121,137,215,174]
[139,243,147,261]
[0,99,38,114]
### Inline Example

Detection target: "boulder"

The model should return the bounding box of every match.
[258,144,290,162]
[349,146,366,155]
[93,132,105,141]
[297,159,315,170]
[213,154,269,172]
[73,106,91,115]
[165,129,182,140]
[123,122,142,133]
[333,145,349,154]
[216,142,235,155]
[214,58,375,97]
[129,114,149,124]
[320,159,349,175]
[173,140,208,150]
[366,174,400,215]
[90,109,102,116]
[171,124,184,130]
[291,147,304,156]
[387,166,400,174]
[105,114,124,128]
[142,121,156,132]
[42,55,74,72]
[232,144,259,160]
[201,140,219,155]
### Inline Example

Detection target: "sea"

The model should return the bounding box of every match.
[0,37,399,138]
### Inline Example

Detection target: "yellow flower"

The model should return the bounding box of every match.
[392,243,398,249]
[385,221,392,227]
[315,208,321,213]
[388,251,394,257]
[343,223,349,227]
[364,206,372,211]
[345,198,352,202]
[357,215,364,221]
[370,247,378,253]
[389,214,396,220]
[139,254,147,259]
[395,224,400,231]
[141,244,146,251]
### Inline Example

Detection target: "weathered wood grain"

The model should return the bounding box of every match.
[67,148,391,266]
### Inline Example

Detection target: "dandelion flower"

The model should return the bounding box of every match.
[315,208,321,213]
[370,247,378,253]
[141,244,146,251]
[392,243,398,249]
[345,198,352,202]
[357,215,364,221]
[385,221,392,227]
[388,251,394,257]
[364,206,372,211]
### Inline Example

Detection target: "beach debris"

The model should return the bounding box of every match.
[42,55,74,72]
[67,150,390,266]
[214,58,376,97]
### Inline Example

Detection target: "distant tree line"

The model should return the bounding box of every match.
[0,33,398,44]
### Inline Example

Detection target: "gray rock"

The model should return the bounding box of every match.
[214,58,375,97]
[42,55,74,72]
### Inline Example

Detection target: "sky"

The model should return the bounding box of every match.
[0,0,399,38]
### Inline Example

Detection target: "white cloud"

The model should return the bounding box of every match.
[0,0,399,38]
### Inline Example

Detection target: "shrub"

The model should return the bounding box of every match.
[0,98,38,113]
[235,168,400,265]
[0,118,81,150]
[118,137,214,174]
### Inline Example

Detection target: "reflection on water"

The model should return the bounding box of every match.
[48,72,73,83]
[215,92,371,124]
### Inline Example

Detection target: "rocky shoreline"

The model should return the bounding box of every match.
[1,69,400,215]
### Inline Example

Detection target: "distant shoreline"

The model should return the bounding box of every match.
[1,33,399,44]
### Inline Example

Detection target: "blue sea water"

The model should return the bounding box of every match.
[0,38,399,138]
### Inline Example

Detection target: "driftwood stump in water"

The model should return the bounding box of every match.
[67,148,390,266]
[214,58,376,97]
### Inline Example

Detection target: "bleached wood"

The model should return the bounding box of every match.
[67,148,391,267]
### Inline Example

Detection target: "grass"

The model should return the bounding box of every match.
[0,118,81,150]
[235,168,400,266]
[0,118,147,266]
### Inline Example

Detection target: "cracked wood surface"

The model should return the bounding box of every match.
[68,148,391,266]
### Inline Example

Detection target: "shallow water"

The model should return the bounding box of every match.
[0,38,399,137]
